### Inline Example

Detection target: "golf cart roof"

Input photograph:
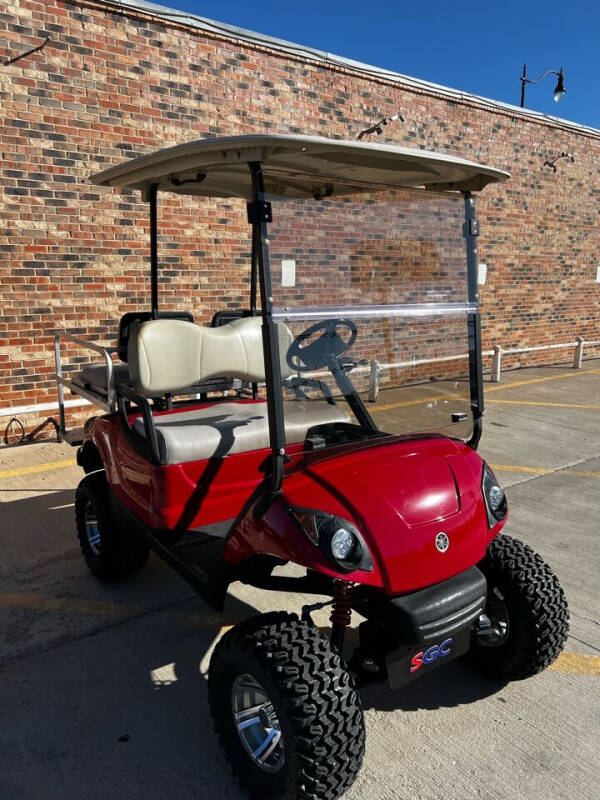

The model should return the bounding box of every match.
[90,134,509,199]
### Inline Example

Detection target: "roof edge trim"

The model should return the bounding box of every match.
[93,0,600,140]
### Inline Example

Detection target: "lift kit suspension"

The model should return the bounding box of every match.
[330,579,354,655]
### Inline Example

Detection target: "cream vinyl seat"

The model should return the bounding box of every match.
[132,399,348,464]
[127,316,350,464]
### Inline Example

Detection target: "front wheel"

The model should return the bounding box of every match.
[469,534,569,680]
[208,612,365,800]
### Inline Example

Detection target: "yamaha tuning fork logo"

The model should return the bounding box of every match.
[435,532,450,552]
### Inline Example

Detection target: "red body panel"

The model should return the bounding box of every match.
[87,406,506,596]
[224,436,506,594]
[89,406,305,529]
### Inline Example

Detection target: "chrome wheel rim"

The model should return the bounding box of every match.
[476,587,510,647]
[84,501,101,556]
[231,673,284,773]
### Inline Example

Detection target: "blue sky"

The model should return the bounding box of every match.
[157,0,600,129]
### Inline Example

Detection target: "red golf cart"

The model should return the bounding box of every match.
[56,135,569,800]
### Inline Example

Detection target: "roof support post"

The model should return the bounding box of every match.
[250,224,259,313]
[248,161,286,511]
[149,183,159,319]
[464,192,484,449]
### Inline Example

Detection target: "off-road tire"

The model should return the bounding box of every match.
[75,471,149,579]
[469,534,569,680]
[208,612,365,800]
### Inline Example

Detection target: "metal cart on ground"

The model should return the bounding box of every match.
[55,135,569,800]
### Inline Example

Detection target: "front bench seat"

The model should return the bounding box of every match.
[127,316,350,464]
[132,399,348,464]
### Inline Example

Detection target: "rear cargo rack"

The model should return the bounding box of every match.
[53,329,238,444]
[54,332,115,416]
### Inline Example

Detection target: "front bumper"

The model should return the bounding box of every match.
[353,565,487,688]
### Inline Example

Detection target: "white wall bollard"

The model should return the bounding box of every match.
[368,360,380,402]
[573,336,584,369]
[491,345,502,383]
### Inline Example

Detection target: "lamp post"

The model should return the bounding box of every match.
[520,64,566,108]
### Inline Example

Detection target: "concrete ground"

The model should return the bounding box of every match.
[1,361,599,800]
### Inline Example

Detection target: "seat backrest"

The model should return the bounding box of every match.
[117,310,194,362]
[210,308,254,327]
[128,316,294,397]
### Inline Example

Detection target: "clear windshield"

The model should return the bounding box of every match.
[267,188,474,448]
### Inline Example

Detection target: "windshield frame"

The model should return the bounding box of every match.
[247,163,484,500]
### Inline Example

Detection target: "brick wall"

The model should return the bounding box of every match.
[1,0,599,434]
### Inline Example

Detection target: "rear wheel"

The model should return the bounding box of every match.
[75,472,149,579]
[208,612,365,800]
[469,534,569,680]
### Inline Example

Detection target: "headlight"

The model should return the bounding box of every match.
[290,508,373,573]
[482,464,507,525]
[488,484,504,512]
[331,527,356,560]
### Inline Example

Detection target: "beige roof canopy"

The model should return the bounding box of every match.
[90,134,509,199]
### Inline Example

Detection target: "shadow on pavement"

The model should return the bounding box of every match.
[0,587,255,798]
[359,658,506,712]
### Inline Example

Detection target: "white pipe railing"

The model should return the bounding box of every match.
[0,335,598,417]
[490,337,600,383]
[0,397,91,419]
[367,336,600,401]
[367,352,494,402]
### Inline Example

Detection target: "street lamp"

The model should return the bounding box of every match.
[520,64,566,108]
[357,113,404,140]
[543,152,575,172]
[2,36,49,66]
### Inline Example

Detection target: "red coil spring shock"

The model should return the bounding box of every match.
[330,579,353,654]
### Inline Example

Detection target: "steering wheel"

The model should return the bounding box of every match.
[286,318,357,372]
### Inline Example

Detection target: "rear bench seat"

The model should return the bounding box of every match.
[126,316,350,465]
[74,363,228,400]
[72,311,231,402]
[74,363,129,396]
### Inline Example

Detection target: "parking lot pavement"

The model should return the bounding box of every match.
[1,361,599,799]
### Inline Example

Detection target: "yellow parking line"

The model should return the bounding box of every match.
[491,464,600,478]
[5,452,586,484]
[0,592,143,618]
[0,592,243,628]
[371,393,459,413]
[0,592,598,674]
[549,652,600,676]
[487,399,600,410]
[0,457,77,480]
[176,613,240,629]
[485,368,600,393]
[491,464,553,475]
[370,368,600,414]
[567,469,600,478]
[2,371,597,471]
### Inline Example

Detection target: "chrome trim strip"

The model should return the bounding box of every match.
[272,302,477,322]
